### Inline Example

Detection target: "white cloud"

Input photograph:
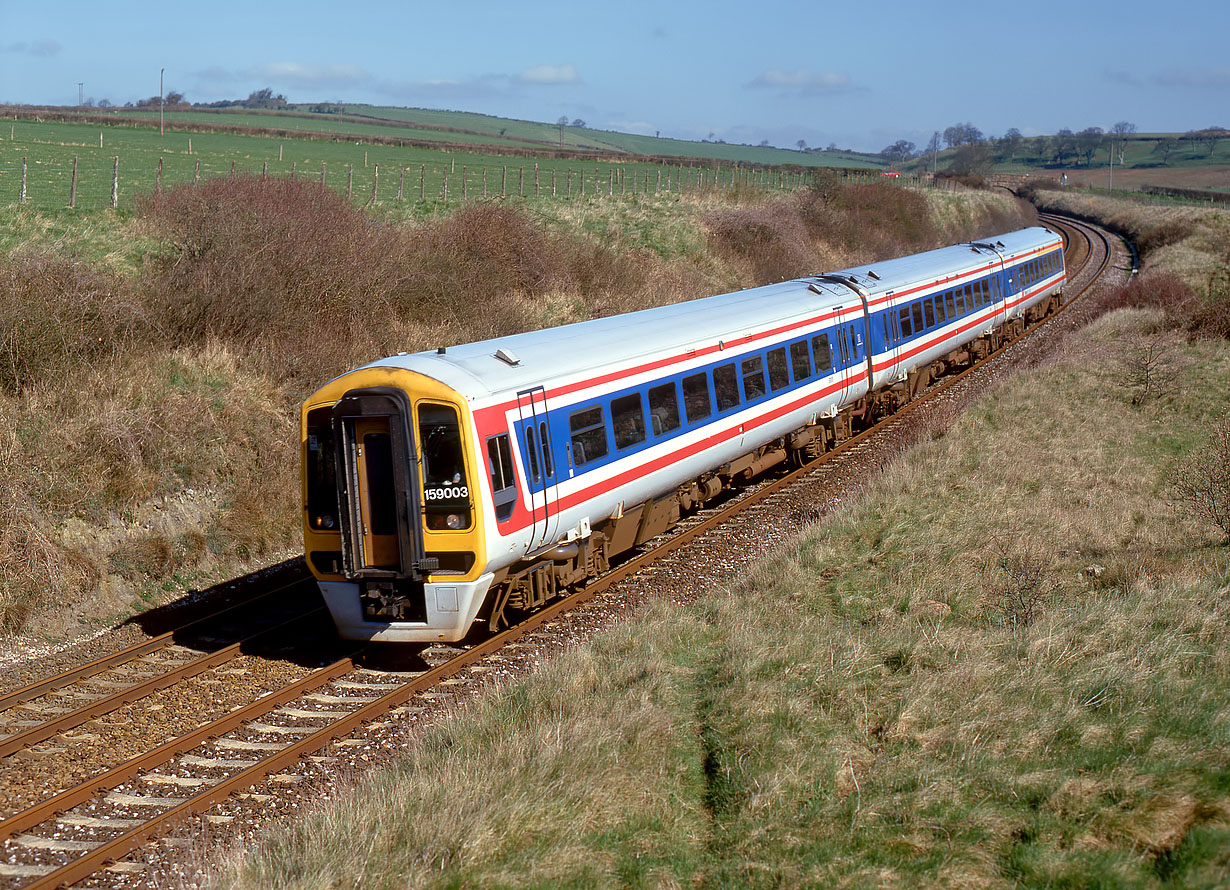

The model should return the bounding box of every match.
[514,63,581,85]
[247,62,369,89]
[1155,67,1230,89]
[747,69,852,94]
[3,39,60,57]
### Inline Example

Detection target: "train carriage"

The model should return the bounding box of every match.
[302,226,1065,642]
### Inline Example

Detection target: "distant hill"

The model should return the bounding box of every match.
[75,102,882,169]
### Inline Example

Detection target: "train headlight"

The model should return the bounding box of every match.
[445,513,465,530]
[315,515,335,530]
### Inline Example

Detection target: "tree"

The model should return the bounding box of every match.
[570,118,586,128]
[1110,120,1136,165]
[164,90,186,106]
[244,88,286,109]
[1152,137,1179,165]
[797,139,807,151]
[1076,126,1105,166]
[943,122,983,149]
[1052,128,1075,165]
[1000,127,1023,158]
[880,139,915,163]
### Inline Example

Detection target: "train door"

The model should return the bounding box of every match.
[831,306,851,403]
[345,416,401,570]
[516,386,560,553]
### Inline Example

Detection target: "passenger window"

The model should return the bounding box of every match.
[934,294,946,323]
[898,306,913,338]
[569,406,608,466]
[539,421,553,478]
[611,393,646,451]
[964,285,974,310]
[923,298,936,329]
[911,301,924,333]
[486,434,517,522]
[741,355,766,401]
[648,382,681,437]
[683,372,712,423]
[945,290,957,318]
[812,334,833,372]
[767,347,790,391]
[524,426,540,484]
[883,315,892,346]
[790,340,812,381]
[714,363,739,412]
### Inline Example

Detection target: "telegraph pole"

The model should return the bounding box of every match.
[159,68,165,136]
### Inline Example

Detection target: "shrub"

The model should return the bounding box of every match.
[0,251,141,393]
[1171,416,1230,544]
[705,206,815,283]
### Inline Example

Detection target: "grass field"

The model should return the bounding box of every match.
[211,198,1230,888]
[0,117,827,212]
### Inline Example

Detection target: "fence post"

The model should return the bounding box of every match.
[69,156,77,208]
[157,157,163,193]
[398,167,405,200]
[519,167,524,197]
[420,165,425,200]
[534,163,539,197]
[291,162,297,181]
[462,165,467,200]
[111,156,119,208]
[371,164,379,203]
[552,168,556,196]
[443,168,448,202]
[483,167,488,198]
[347,165,353,199]
[567,168,572,197]
[261,161,268,180]
[321,161,327,186]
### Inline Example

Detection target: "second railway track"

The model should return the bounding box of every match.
[0,214,1127,889]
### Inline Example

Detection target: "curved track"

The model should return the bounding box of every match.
[0,214,1127,889]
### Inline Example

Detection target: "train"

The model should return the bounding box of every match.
[301,226,1066,642]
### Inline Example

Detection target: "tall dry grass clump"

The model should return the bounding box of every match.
[0,251,142,393]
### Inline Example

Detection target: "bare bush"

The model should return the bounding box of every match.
[983,537,1062,627]
[1117,330,1184,407]
[0,252,141,393]
[1171,417,1230,544]
[705,206,815,283]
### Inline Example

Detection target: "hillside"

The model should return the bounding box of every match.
[4,102,878,169]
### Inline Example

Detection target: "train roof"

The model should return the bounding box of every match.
[354,226,1060,402]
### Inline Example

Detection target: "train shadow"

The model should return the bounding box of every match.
[118,557,429,673]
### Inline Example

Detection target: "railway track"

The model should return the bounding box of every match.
[0,214,1125,889]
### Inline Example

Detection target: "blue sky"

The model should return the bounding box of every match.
[2,0,1226,153]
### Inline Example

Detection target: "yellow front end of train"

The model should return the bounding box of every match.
[300,366,494,642]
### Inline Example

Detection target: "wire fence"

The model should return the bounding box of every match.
[0,150,845,212]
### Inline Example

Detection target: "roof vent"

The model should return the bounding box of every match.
[808,282,824,295]
[437,346,447,355]
[495,347,521,366]
[867,270,880,280]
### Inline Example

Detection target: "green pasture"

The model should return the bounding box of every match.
[0,118,824,212]
[111,104,872,168]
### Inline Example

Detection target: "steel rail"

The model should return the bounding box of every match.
[0,569,312,713]
[0,605,326,758]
